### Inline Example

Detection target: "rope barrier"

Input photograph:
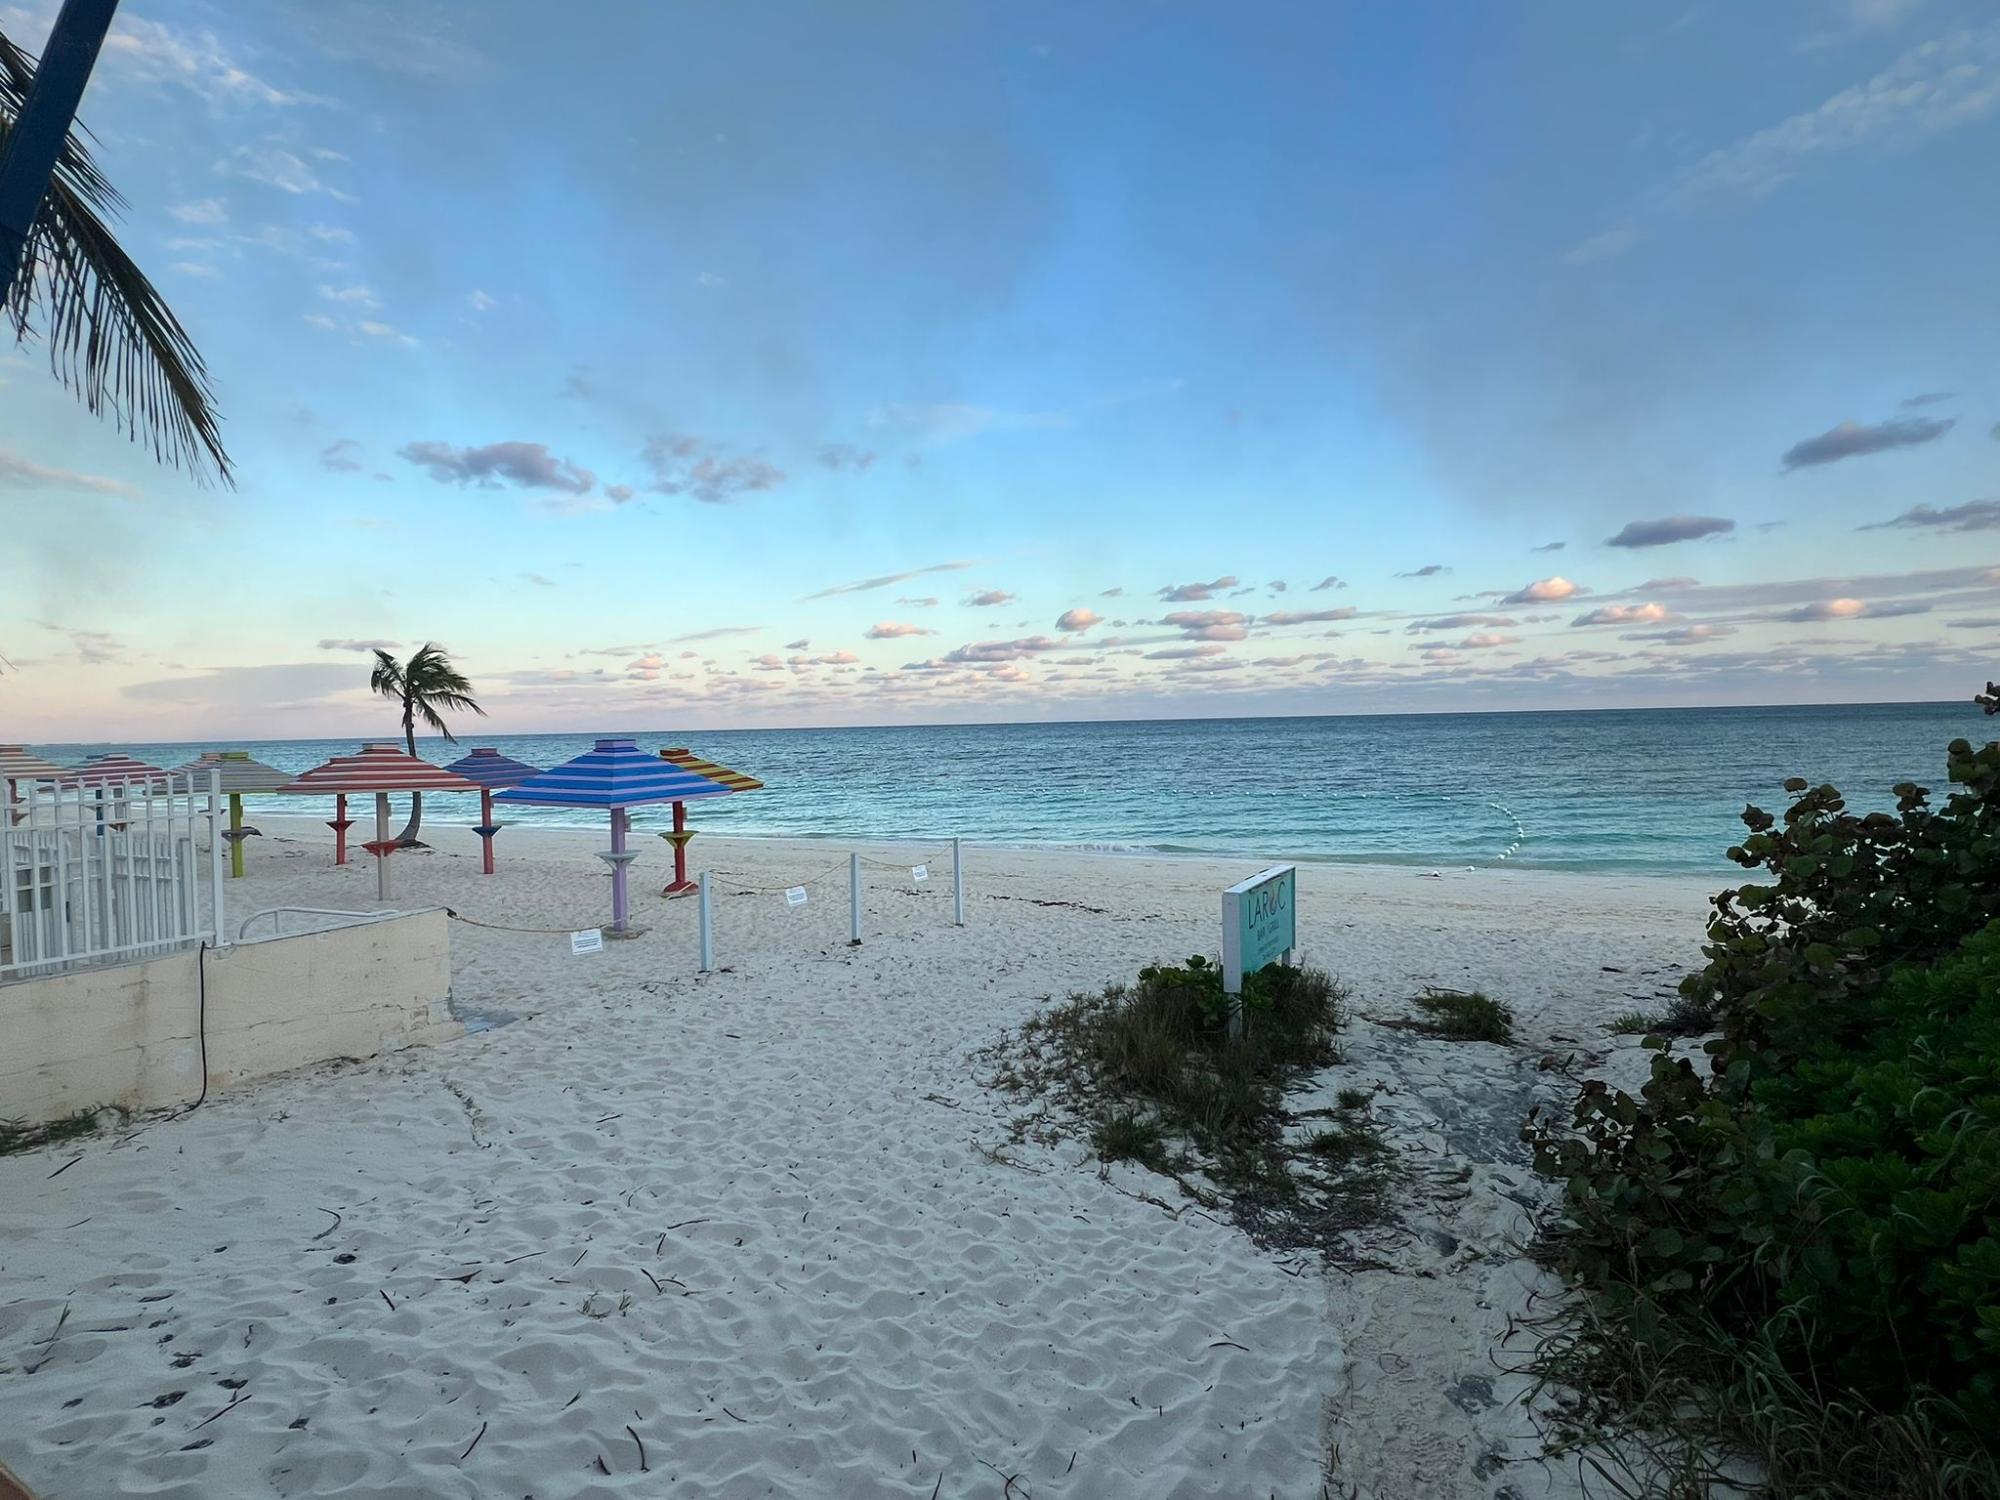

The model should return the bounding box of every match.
[702,861,852,895]
[444,908,588,936]
[854,850,951,871]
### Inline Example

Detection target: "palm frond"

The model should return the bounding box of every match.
[0,27,231,486]
[368,649,404,697]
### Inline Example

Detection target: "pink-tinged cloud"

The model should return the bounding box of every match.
[1456,632,1518,649]
[1572,602,1671,627]
[1778,598,1931,622]
[1502,576,1583,604]
[1144,643,1229,660]
[1628,623,1737,644]
[1262,608,1356,626]
[965,589,1016,607]
[865,621,936,639]
[1162,609,1250,641]
[1158,574,1239,602]
[1056,607,1103,633]
[942,635,1061,663]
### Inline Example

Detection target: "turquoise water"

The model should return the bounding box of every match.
[29,701,1989,875]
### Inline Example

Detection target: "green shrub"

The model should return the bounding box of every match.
[1402,987,1515,1042]
[1527,723,2000,1484]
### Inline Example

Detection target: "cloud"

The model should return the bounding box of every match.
[123,663,359,710]
[400,440,595,495]
[1627,624,1737,644]
[467,289,495,313]
[95,13,321,109]
[320,438,363,473]
[1573,602,1671,627]
[817,443,877,472]
[0,449,137,496]
[1269,580,1288,593]
[215,142,351,198]
[318,637,398,652]
[170,198,227,224]
[1502,576,1584,604]
[1948,618,2000,629]
[1396,564,1448,578]
[1262,608,1357,626]
[1638,576,1701,592]
[357,320,415,346]
[865,622,935,639]
[784,638,810,651]
[1781,416,1954,469]
[522,572,555,587]
[1861,499,2000,532]
[1777,597,1931,622]
[1456,632,1517,650]
[1055,607,1103,633]
[807,560,975,599]
[1100,586,1125,598]
[896,595,939,607]
[642,434,785,504]
[1408,613,1518,633]
[1902,391,1955,407]
[1309,576,1346,591]
[1605,515,1735,548]
[1145,644,1229,660]
[1161,609,1250,641]
[671,625,763,643]
[1532,541,1566,553]
[942,636,1060,663]
[965,589,1016,607]
[1570,24,2000,262]
[317,282,379,309]
[1158,575,1240,602]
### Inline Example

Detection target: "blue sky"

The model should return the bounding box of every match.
[2,0,1998,740]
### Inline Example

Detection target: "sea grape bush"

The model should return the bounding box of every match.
[1527,723,2000,1442]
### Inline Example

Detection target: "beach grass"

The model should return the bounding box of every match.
[0,1106,116,1157]
[1391,987,1516,1043]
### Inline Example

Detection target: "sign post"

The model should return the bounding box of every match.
[1221,864,1297,1039]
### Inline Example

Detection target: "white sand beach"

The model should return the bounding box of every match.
[0,819,1714,1499]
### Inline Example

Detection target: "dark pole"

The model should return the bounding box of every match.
[0,0,120,304]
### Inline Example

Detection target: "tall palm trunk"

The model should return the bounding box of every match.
[398,698,423,843]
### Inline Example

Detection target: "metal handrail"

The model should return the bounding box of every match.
[237,906,410,943]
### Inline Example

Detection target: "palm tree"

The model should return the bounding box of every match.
[370,644,484,843]
[1,20,231,483]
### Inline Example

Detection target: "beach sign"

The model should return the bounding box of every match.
[785,886,808,907]
[1221,865,1297,1030]
[911,863,929,883]
[571,928,604,955]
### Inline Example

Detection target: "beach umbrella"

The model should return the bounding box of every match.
[45,752,173,831]
[655,746,763,897]
[496,737,731,932]
[0,746,64,823]
[278,744,479,899]
[172,751,291,879]
[442,748,542,875]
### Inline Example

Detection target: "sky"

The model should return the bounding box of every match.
[2,0,1998,742]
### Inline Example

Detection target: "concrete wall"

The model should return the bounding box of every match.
[0,910,460,1125]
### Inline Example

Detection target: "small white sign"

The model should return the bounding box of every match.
[911,863,929,883]
[570,928,604,955]
[785,886,808,907]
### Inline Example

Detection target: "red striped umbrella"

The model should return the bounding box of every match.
[1,746,64,822]
[49,752,170,785]
[279,744,478,898]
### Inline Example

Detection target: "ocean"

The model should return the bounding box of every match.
[27,700,1990,876]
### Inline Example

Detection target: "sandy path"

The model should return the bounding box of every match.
[0,821,1710,1498]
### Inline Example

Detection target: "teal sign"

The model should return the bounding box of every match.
[1221,864,1297,996]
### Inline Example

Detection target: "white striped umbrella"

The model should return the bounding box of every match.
[279,744,479,898]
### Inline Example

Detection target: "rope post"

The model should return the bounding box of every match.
[849,852,862,945]
[953,836,965,927]
[697,869,714,972]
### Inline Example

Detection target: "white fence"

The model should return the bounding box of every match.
[0,771,224,981]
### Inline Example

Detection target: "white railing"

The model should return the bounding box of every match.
[237,906,412,944]
[0,770,224,982]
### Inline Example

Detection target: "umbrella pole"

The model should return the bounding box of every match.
[375,791,392,900]
[481,788,496,875]
[610,807,629,931]
[331,792,351,865]
[229,792,245,878]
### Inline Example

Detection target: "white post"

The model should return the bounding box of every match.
[697,869,713,972]
[849,852,861,944]
[207,768,226,949]
[952,836,965,927]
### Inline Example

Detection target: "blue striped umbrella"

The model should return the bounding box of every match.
[496,738,730,929]
[444,748,543,875]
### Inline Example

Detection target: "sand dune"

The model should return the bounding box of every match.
[0,819,1710,1498]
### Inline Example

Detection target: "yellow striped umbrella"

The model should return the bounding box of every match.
[656,746,763,895]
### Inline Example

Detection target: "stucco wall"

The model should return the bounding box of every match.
[0,910,460,1125]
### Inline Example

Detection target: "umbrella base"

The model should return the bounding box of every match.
[661,878,699,898]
